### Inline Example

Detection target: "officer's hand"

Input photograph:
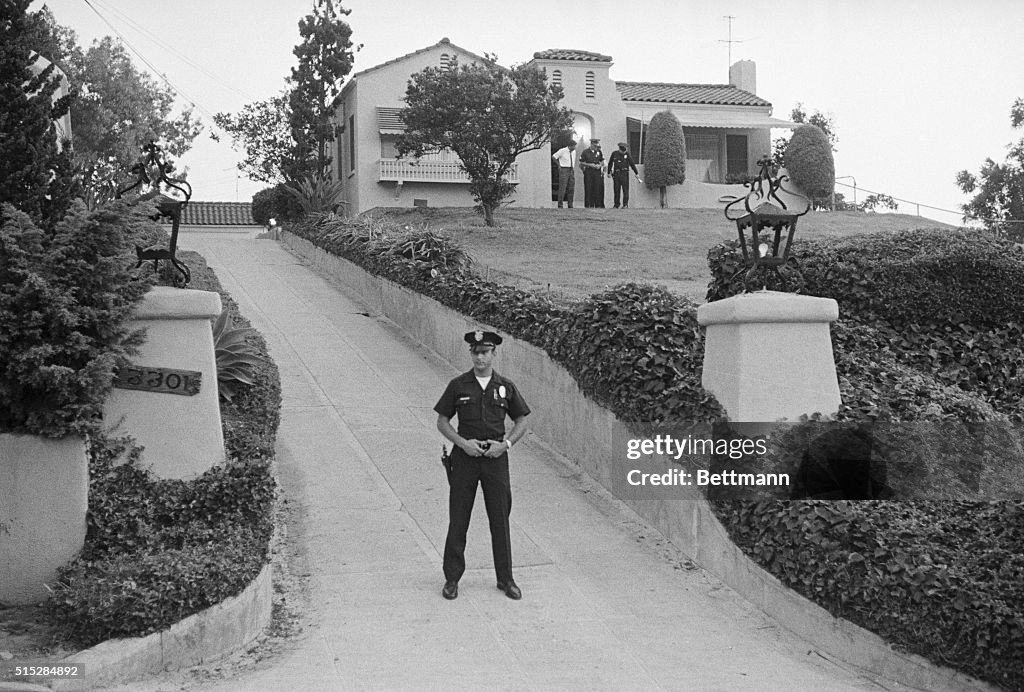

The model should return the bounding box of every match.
[461,439,486,457]
[483,440,507,458]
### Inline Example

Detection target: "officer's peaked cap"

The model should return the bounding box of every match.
[464,330,502,348]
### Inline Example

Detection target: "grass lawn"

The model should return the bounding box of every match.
[375,207,958,303]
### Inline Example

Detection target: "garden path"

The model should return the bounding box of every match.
[102,232,887,691]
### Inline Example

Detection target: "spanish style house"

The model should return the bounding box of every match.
[331,38,795,214]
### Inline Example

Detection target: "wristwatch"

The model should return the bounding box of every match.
[505,438,514,451]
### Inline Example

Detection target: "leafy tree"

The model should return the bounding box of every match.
[784,124,835,203]
[642,110,686,208]
[0,1,78,227]
[288,0,357,182]
[957,98,1024,241]
[213,90,293,184]
[34,11,201,207]
[397,57,572,226]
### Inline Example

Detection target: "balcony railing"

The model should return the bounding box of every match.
[378,158,519,184]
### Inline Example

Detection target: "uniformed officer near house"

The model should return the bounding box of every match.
[434,330,531,601]
[607,142,640,208]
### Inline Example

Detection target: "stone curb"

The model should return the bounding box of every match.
[42,564,272,691]
[283,231,995,692]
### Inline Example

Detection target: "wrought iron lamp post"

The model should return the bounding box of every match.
[724,155,810,292]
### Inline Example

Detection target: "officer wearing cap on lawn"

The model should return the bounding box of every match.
[434,330,531,601]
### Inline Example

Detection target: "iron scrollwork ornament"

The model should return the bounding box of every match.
[723,156,810,292]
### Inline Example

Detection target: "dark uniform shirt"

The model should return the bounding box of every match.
[434,370,531,441]
[608,150,638,175]
[579,147,604,171]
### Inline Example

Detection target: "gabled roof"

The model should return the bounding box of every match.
[179,201,256,226]
[350,38,497,79]
[616,81,771,107]
[532,49,612,62]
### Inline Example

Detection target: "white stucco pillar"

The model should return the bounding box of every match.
[0,434,88,604]
[697,290,842,422]
[103,286,225,479]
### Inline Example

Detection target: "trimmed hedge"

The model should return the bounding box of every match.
[784,124,834,200]
[46,253,281,647]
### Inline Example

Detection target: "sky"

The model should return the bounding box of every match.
[36,0,1024,226]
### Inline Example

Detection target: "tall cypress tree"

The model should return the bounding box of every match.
[0,1,77,227]
[288,0,357,182]
[642,110,687,208]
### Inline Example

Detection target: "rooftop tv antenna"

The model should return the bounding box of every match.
[719,15,744,77]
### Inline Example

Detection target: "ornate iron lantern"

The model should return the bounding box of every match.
[724,155,810,292]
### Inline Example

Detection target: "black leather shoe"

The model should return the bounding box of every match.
[496,580,522,600]
[442,581,458,600]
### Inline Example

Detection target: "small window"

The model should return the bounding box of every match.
[585,71,595,99]
[551,69,562,88]
[440,53,451,70]
[348,115,355,173]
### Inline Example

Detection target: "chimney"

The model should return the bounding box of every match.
[729,60,756,94]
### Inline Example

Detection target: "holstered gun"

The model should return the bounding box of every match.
[441,444,453,483]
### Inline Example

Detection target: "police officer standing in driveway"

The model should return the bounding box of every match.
[607,142,640,208]
[435,330,531,601]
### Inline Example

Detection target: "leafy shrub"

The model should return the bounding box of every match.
[715,500,1024,688]
[0,200,158,437]
[784,124,834,200]
[213,307,263,402]
[642,110,686,206]
[283,177,346,217]
[250,183,304,226]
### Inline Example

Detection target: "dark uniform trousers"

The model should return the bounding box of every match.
[444,449,512,584]
[434,370,530,585]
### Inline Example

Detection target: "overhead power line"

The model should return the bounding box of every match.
[81,0,218,123]
[88,0,260,103]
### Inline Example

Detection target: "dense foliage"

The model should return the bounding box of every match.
[251,183,305,226]
[957,97,1024,241]
[34,10,202,208]
[288,0,357,182]
[784,124,835,201]
[397,56,573,226]
[47,254,281,647]
[213,91,293,185]
[641,110,686,208]
[0,201,161,437]
[0,1,78,227]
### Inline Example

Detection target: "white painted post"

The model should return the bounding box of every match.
[103,286,225,479]
[697,290,842,422]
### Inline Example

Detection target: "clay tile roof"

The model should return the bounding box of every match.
[532,49,612,62]
[179,201,256,226]
[615,81,771,107]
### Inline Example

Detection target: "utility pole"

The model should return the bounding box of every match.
[719,15,744,78]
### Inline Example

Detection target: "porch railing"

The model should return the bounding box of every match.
[378,158,519,184]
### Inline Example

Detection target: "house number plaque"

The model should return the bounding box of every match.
[113,365,202,396]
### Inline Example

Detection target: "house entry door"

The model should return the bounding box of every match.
[726,134,748,180]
